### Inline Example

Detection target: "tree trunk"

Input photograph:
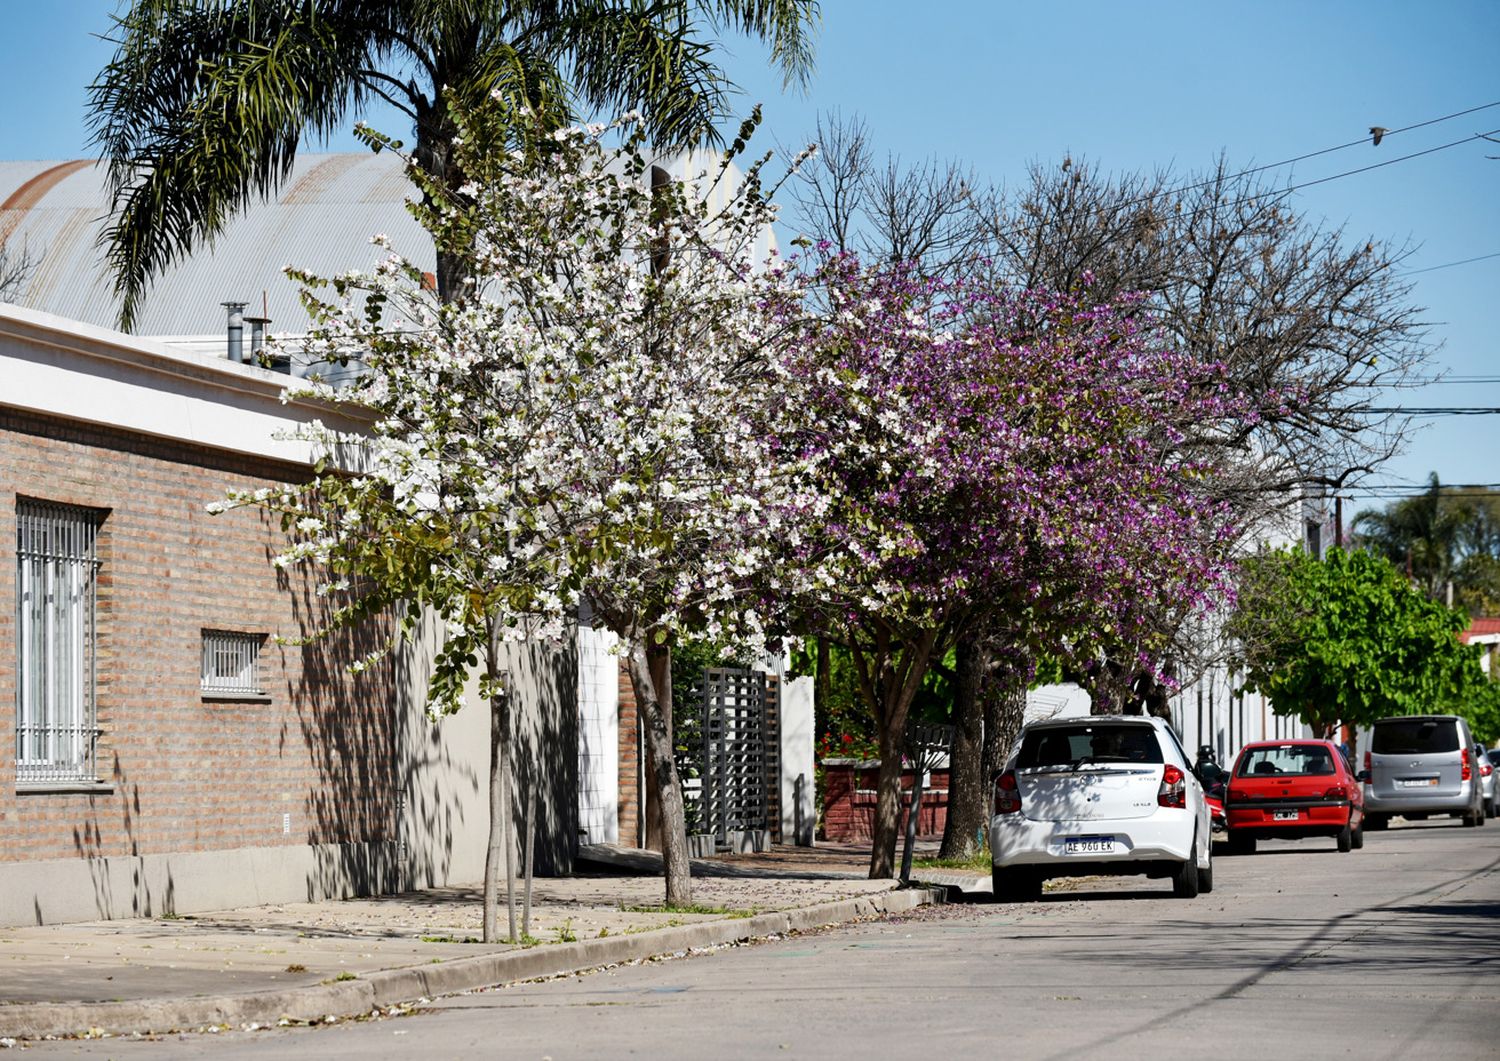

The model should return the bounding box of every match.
[862,629,944,879]
[643,643,673,853]
[939,632,987,859]
[413,107,473,303]
[625,635,693,906]
[985,677,1026,784]
[868,718,908,879]
[482,625,515,944]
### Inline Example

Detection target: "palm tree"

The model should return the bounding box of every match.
[1368,474,1482,606]
[89,0,819,330]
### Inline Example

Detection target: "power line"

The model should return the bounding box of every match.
[1285,128,1500,194]
[848,101,1500,279]
[1364,407,1500,416]
[1404,250,1500,275]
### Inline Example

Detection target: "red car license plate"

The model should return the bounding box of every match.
[1273,810,1298,821]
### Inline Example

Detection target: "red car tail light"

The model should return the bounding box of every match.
[994,771,1021,815]
[1461,747,1471,782]
[1324,783,1349,801]
[1158,764,1187,808]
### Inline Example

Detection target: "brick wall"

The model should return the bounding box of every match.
[0,407,400,865]
[616,658,638,847]
[820,760,950,842]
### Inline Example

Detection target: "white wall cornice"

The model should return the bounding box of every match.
[0,303,371,467]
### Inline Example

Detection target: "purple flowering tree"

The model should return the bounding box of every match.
[787,255,1243,878]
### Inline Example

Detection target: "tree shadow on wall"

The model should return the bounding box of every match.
[275,559,480,902]
[67,753,176,922]
[500,636,580,878]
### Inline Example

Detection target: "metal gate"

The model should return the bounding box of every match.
[679,667,776,849]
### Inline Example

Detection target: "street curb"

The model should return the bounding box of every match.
[0,887,940,1040]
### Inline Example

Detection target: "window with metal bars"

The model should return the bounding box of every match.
[15,499,103,785]
[200,630,264,697]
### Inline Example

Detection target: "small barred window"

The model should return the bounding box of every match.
[201,630,264,696]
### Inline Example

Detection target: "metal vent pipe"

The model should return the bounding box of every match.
[245,315,270,362]
[222,301,247,362]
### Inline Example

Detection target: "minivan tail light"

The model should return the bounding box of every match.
[994,771,1021,815]
[1158,764,1187,808]
[1461,747,1471,782]
[1364,750,1371,773]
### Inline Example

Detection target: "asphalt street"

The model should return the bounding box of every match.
[18,818,1499,1060]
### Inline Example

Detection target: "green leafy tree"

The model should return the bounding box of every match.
[1231,547,1493,746]
[89,0,819,329]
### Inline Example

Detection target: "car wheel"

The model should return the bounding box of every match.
[1462,808,1479,828]
[1172,857,1200,898]
[1365,813,1388,831]
[992,867,1041,903]
[1227,832,1256,855]
[1337,823,1352,852]
[1350,822,1364,849]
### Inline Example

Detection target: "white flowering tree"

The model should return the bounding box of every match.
[218,101,814,921]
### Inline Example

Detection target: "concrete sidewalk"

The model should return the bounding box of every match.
[0,842,975,1040]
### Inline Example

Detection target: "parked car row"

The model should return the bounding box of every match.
[987,711,1493,901]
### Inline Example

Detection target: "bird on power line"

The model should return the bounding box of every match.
[1370,126,1388,146]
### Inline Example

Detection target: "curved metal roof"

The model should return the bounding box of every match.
[0,148,775,341]
[0,153,434,336]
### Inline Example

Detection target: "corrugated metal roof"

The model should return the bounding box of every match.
[0,153,434,336]
[0,147,774,340]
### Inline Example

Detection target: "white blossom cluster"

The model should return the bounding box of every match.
[236,113,824,706]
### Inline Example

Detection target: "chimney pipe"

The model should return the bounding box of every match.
[245,315,270,363]
[222,301,247,362]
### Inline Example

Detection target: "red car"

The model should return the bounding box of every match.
[1223,739,1365,854]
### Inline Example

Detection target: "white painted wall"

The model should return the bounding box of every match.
[780,675,816,846]
[576,625,620,845]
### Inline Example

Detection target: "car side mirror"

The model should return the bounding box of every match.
[1356,769,1370,783]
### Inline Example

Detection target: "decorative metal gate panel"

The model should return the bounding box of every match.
[681,667,776,847]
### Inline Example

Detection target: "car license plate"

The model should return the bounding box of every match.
[1273,810,1299,821]
[1064,837,1114,855]
[1398,777,1439,788]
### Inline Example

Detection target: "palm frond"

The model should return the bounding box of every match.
[89,1,391,330]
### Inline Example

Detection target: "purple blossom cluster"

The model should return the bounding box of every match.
[781,253,1248,678]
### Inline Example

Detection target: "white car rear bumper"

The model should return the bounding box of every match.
[989,809,1196,869]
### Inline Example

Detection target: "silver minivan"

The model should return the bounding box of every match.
[1362,715,1485,829]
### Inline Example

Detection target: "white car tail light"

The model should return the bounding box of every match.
[994,770,1021,815]
[1158,764,1186,808]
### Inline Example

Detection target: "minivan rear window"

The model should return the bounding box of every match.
[1371,719,1459,755]
[1018,724,1163,768]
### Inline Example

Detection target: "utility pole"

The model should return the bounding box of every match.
[1334,495,1343,549]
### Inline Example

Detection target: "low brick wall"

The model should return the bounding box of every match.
[821,759,949,842]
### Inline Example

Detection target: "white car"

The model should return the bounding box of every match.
[989,715,1213,901]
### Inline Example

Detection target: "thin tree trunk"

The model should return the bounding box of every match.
[482,623,514,944]
[939,632,987,859]
[625,634,693,906]
[899,765,927,883]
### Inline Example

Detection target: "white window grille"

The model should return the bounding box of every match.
[201,630,263,696]
[16,499,102,784]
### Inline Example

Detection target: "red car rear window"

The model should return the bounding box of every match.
[1235,744,1337,778]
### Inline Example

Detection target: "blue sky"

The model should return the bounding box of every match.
[1,1,1496,515]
